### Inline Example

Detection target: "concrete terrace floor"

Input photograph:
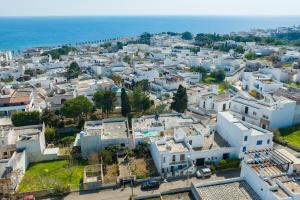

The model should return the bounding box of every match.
[44,169,240,200]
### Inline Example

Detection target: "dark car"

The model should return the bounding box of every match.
[141,179,160,190]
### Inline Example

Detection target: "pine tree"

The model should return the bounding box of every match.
[171,85,188,113]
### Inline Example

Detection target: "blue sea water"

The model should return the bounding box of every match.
[0,16,300,51]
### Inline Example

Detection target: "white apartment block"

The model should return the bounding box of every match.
[217,112,273,158]
[230,96,297,129]
[242,72,283,93]
[150,124,236,177]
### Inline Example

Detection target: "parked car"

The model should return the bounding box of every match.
[196,167,212,178]
[141,179,160,190]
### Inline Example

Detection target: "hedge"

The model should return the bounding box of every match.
[11,111,41,127]
[217,159,240,171]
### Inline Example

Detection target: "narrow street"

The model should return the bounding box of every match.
[46,170,240,200]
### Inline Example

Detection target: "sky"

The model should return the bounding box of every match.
[1,0,300,16]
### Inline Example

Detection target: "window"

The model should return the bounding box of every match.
[163,157,166,163]
[223,103,226,111]
[267,139,270,144]
[242,147,247,152]
[257,140,263,145]
[245,106,249,114]
[180,154,185,161]
[242,116,245,121]
[253,111,257,116]
[172,155,176,162]
[244,136,248,141]
[189,140,192,145]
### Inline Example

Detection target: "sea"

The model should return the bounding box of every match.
[1,16,300,51]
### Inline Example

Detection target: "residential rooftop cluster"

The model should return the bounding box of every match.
[1,26,300,199]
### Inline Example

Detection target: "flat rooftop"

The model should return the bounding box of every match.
[193,132,231,151]
[132,114,194,131]
[220,112,272,136]
[157,139,189,153]
[196,181,261,200]
[102,121,128,140]
[84,119,128,139]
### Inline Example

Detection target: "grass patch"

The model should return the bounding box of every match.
[129,158,158,179]
[18,158,88,192]
[103,164,119,183]
[288,82,300,88]
[278,124,300,148]
[218,83,226,93]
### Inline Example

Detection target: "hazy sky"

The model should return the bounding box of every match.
[1,0,300,16]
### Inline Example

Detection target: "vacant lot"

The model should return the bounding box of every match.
[130,158,158,179]
[103,164,119,183]
[278,125,300,148]
[18,159,88,192]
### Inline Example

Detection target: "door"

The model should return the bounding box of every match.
[196,158,205,166]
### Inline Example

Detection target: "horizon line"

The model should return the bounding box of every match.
[1,14,300,18]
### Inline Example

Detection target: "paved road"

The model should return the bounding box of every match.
[44,170,240,200]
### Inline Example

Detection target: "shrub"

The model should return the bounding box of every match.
[45,127,56,143]
[217,159,240,171]
[11,111,41,127]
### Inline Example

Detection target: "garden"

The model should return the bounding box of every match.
[18,158,88,192]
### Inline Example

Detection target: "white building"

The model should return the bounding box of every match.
[0,88,34,116]
[241,72,283,93]
[230,95,297,129]
[216,112,273,158]
[75,118,131,158]
[241,148,300,200]
[15,124,59,163]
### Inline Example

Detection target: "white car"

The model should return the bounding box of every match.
[196,167,212,178]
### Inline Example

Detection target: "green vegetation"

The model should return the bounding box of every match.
[130,86,152,112]
[248,89,257,98]
[121,88,131,117]
[190,47,200,54]
[11,111,41,127]
[42,46,75,59]
[45,127,56,143]
[93,90,117,118]
[60,96,93,120]
[134,79,150,92]
[18,159,88,192]
[171,85,188,113]
[214,43,245,54]
[217,159,240,171]
[181,31,193,40]
[138,32,152,45]
[108,74,122,85]
[66,61,81,79]
[123,55,132,65]
[41,108,60,128]
[1,77,14,83]
[276,124,300,148]
[24,68,43,76]
[288,82,300,88]
[202,70,226,84]
[244,52,259,60]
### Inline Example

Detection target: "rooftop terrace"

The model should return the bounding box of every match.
[196,181,261,200]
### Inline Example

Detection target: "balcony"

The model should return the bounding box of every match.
[169,160,187,165]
